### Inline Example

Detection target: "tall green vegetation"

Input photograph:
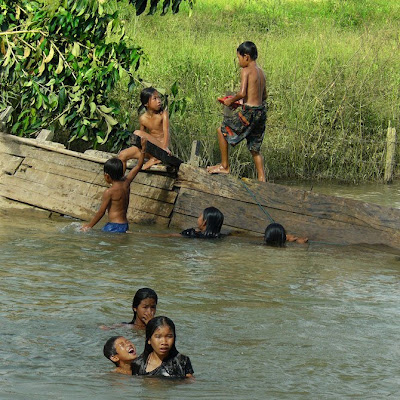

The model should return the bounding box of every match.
[1,0,399,181]
[122,0,400,181]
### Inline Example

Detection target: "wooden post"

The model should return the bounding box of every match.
[36,129,54,142]
[384,122,397,184]
[189,140,201,167]
[0,106,14,132]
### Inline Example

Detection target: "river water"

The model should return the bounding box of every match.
[1,182,399,399]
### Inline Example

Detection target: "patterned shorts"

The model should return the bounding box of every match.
[221,103,267,152]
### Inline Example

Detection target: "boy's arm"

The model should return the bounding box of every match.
[81,190,112,231]
[161,110,170,151]
[125,138,147,185]
[224,68,248,107]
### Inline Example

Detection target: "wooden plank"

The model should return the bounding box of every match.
[0,137,103,172]
[10,168,174,218]
[0,152,24,176]
[0,173,174,221]
[0,134,176,190]
[0,175,95,220]
[173,187,400,246]
[19,158,177,202]
[177,164,400,232]
[130,132,182,167]
[127,209,170,226]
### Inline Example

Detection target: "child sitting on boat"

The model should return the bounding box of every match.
[264,223,308,246]
[81,138,147,233]
[180,207,224,239]
[131,316,194,378]
[119,87,170,171]
[103,336,137,375]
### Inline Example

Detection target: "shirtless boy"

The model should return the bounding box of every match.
[208,41,267,182]
[119,87,170,171]
[81,138,147,233]
[103,336,137,375]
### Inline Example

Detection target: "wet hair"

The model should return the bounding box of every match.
[130,288,158,324]
[103,336,122,366]
[104,158,123,181]
[237,41,258,60]
[138,87,163,114]
[143,316,178,360]
[264,223,286,247]
[202,207,224,238]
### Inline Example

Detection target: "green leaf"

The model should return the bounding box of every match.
[99,105,113,113]
[71,42,80,57]
[89,102,96,116]
[44,45,54,63]
[58,87,67,111]
[171,81,178,96]
[55,55,64,74]
[104,113,118,126]
[59,114,66,126]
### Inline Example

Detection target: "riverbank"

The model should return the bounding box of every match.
[111,0,400,182]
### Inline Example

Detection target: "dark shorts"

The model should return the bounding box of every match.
[221,103,267,152]
[102,222,129,233]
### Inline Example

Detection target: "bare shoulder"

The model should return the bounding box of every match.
[139,112,150,126]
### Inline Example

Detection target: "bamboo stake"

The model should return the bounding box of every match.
[384,121,397,184]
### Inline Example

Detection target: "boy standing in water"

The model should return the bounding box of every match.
[207,41,267,182]
[81,138,147,233]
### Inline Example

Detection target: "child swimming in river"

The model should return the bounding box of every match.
[127,288,158,330]
[81,138,147,233]
[119,87,170,171]
[100,288,158,331]
[131,316,194,378]
[264,223,308,247]
[180,207,224,239]
[103,336,137,375]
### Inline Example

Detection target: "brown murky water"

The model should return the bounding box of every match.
[1,182,399,399]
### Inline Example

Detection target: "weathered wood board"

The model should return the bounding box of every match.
[1,132,400,249]
[174,164,400,247]
[130,132,182,167]
[0,133,177,225]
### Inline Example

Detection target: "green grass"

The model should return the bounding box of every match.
[111,0,400,181]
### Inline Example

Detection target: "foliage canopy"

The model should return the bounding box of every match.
[0,0,190,149]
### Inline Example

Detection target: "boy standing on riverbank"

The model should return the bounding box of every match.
[81,138,147,233]
[207,41,267,182]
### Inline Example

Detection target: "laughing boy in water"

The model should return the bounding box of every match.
[103,336,137,375]
[207,41,267,182]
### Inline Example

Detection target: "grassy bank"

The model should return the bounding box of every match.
[113,0,400,181]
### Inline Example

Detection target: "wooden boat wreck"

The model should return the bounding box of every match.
[1,131,400,250]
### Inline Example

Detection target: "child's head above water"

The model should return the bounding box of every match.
[131,287,158,328]
[139,87,162,113]
[197,207,224,238]
[103,336,137,368]
[144,316,177,359]
[104,158,124,182]
[237,41,258,60]
[264,223,286,247]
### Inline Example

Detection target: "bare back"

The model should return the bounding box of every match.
[106,180,131,224]
[241,63,266,107]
